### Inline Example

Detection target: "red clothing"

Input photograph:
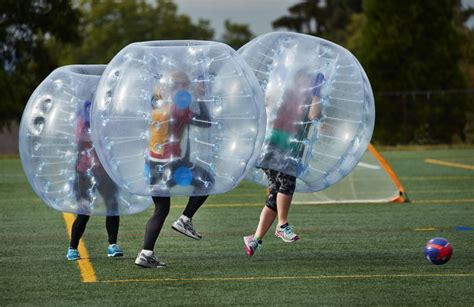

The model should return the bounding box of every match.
[272,90,309,134]
[75,117,106,175]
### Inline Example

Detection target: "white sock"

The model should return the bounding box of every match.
[141,249,153,256]
[180,215,191,223]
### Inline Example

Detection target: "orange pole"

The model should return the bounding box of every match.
[367,144,408,203]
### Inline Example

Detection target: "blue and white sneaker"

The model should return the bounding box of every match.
[67,247,80,261]
[275,224,300,243]
[107,244,124,257]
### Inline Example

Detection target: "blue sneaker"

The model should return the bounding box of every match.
[107,244,124,257]
[67,247,80,261]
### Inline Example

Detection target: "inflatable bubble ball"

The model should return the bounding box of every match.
[91,40,266,196]
[19,65,152,215]
[239,32,375,192]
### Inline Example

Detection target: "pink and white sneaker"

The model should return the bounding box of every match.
[243,235,261,257]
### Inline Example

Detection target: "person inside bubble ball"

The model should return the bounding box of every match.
[243,69,325,257]
[67,100,123,261]
[135,70,214,268]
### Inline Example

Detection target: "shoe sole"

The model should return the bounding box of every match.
[134,262,166,269]
[108,252,124,257]
[171,225,201,240]
[67,257,80,261]
[275,232,300,243]
[243,237,255,257]
[243,245,254,257]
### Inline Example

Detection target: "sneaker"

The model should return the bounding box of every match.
[134,251,166,268]
[172,216,202,240]
[107,244,124,257]
[275,224,300,243]
[243,235,261,257]
[66,247,80,261]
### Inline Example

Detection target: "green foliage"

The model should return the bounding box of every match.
[64,0,214,65]
[221,19,254,50]
[272,0,362,45]
[357,0,468,144]
[0,0,214,127]
[0,0,81,127]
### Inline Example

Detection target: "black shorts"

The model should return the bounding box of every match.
[262,168,296,212]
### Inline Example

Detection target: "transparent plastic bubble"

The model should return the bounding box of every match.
[239,32,375,192]
[91,40,266,196]
[19,65,152,215]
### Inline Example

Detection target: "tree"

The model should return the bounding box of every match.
[58,0,214,65]
[272,0,362,45]
[356,0,468,144]
[0,0,80,127]
[220,19,254,49]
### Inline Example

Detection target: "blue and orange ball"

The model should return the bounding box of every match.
[424,237,452,265]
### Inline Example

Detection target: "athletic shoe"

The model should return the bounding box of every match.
[172,216,202,240]
[243,235,261,257]
[275,224,300,243]
[66,247,80,261]
[107,244,124,257]
[134,252,166,268]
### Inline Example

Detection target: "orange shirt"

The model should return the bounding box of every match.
[148,103,193,161]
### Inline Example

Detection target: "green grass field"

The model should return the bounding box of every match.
[1,148,473,305]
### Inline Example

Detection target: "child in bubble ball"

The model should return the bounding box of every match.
[67,100,123,261]
[243,70,324,257]
[135,70,214,268]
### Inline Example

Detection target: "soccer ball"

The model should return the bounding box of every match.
[424,237,452,265]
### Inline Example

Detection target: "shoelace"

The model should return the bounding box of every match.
[249,238,261,251]
[283,225,294,236]
[147,254,160,264]
[185,220,199,236]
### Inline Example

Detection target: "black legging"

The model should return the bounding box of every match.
[143,195,208,250]
[70,214,120,249]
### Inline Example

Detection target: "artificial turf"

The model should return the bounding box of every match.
[1,148,473,305]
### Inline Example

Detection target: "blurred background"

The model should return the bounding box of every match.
[1,0,473,154]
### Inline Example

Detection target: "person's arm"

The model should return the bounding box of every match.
[75,118,89,153]
[190,81,212,128]
[307,96,321,120]
[191,100,212,128]
[307,72,325,121]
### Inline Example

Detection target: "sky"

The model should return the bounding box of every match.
[174,0,474,39]
[174,0,301,39]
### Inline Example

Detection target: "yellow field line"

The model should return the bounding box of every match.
[178,198,474,208]
[401,175,474,180]
[98,273,474,284]
[202,198,474,207]
[62,213,97,283]
[425,159,474,171]
[412,198,474,204]
[175,203,263,209]
[414,227,437,231]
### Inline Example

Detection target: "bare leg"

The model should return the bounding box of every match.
[254,206,277,240]
[276,192,292,227]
